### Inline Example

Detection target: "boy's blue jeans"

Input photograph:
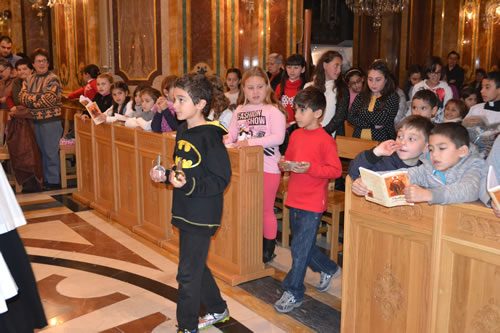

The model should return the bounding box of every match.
[282,207,339,302]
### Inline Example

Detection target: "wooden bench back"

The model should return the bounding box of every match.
[336,135,378,160]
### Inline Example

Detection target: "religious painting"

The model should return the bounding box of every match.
[112,0,161,85]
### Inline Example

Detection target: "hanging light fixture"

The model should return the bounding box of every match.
[30,0,71,22]
[484,0,500,29]
[345,0,409,30]
[29,0,71,36]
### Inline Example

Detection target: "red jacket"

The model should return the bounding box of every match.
[68,78,98,101]
[285,127,342,213]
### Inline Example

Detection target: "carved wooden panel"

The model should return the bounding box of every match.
[435,239,500,332]
[442,204,500,249]
[74,131,94,204]
[113,125,139,228]
[93,123,114,213]
[136,130,168,240]
[112,0,162,84]
[343,210,432,332]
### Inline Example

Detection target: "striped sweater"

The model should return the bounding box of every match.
[19,71,62,122]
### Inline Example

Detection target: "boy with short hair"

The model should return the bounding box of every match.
[464,71,500,124]
[151,74,231,333]
[274,86,342,313]
[404,122,485,205]
[462,71,500,158]
[349,115,433,196]
[410,89,439,120]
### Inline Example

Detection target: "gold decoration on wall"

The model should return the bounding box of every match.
[484,0,500,29]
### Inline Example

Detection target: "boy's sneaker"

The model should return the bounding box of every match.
[317,267,342,292]
[198,308,230,329]
[177,329,198,333]
[274,291,303,313]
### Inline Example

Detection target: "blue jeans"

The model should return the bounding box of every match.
[282,207,339,301]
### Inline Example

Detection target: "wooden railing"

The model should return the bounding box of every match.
[72,116,274,286]
[341,176,500,332]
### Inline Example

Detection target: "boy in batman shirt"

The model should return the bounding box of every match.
[151,74,231,333]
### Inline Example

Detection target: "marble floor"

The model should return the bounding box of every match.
[15,188,342,333]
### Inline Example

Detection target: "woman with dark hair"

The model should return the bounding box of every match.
[409,56,453,123]
[347,60,400,141]
[305,50,349,136]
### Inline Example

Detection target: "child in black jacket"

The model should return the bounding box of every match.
[151,74,231,333]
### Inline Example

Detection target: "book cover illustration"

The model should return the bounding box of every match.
[80,95,105,125]
[359,167,413,207]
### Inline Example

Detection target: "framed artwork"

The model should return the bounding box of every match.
[112,0,162,85]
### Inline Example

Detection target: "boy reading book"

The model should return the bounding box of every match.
[404,122,485,204]
[349,115,433,196]
[274,87,342,313]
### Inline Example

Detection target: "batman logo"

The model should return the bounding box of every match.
[174,140,201,169]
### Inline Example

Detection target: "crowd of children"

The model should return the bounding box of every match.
[4,45,499,333]
[66,51,498,332]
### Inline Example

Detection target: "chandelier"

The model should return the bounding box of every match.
[30,0,71,22]
[345,0,409,29]
[484,0,500,29]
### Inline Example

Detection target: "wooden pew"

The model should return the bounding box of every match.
[73,117,273,286]
[341,176,500,332]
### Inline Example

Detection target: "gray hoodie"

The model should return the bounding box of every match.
[408,150,485,205]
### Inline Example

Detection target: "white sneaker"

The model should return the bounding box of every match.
[198,308,229,330]
[317,267,342,292]
[274,291,303,313]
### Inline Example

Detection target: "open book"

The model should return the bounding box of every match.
[487,165,500,208]
[80,95,105,125]
[359,167,413,207]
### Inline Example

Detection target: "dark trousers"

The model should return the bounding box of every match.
[34,120,63,184]
[176,229,227,330]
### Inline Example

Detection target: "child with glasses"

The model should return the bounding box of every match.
[409,56,453,124]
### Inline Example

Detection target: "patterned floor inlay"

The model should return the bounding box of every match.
[30,256,252,332]
[21,213,158,270]
[100,313,169,333]
[15,189,341,332]
[38,274,130,327]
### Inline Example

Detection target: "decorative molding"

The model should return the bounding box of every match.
[472,298,500,333]
[373,264,404,322]
[457,214,500,241]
